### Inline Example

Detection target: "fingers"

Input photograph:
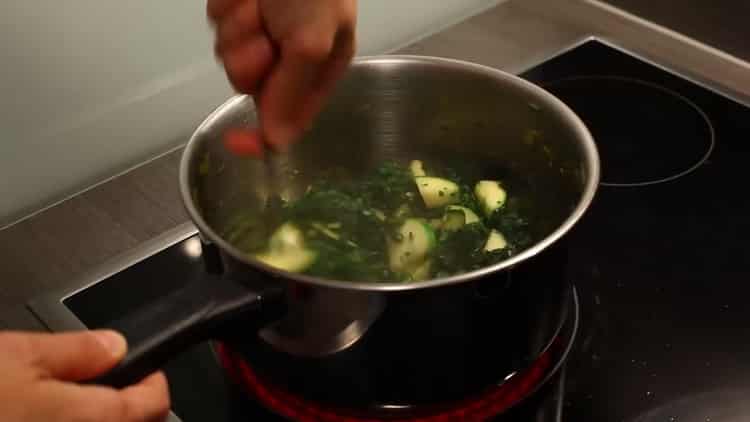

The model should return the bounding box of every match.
[215,0,263,48]
[119,372,171,422]
[298,29,356,128]
[43,372,170,422]
[0,330,127,381]
[207,0,244,22]
[212,0,274,96]
[257,23,338,149]
[220,35,275,94]
[211,0,358,153]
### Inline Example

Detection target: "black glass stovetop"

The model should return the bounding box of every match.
[52,39,750,421]
[522,39,750,421]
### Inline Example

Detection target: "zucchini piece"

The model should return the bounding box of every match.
[388,219,436,273]
[474,180,507,216]
[442,208,466,231]
[255,222,316,272]
[446,205,480,224]
[255,249,317,273]
[415,176,460,209]
[268,222,305,251]
[409,260,432,281]
[410,160,426,177]
[484,229,508,252]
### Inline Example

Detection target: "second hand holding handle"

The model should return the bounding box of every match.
[88,272,286,389]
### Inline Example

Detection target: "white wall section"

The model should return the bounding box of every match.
[0,0,500,227]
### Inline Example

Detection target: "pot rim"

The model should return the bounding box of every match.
[180,54,600,292]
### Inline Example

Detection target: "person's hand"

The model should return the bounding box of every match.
[0,330,170,422]
[208,0,357,156]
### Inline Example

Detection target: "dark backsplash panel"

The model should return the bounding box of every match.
[605,0,750,62]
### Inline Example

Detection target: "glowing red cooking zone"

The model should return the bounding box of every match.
[214,340,557,422]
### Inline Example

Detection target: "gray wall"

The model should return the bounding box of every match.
[0,0,501,227]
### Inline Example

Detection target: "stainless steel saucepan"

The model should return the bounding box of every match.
[91,55,600,394]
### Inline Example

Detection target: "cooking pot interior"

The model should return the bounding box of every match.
[187,57,592,279]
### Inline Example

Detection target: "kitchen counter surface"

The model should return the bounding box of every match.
[2,0,750,331]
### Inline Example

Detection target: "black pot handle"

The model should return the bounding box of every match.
[88,273,286,388]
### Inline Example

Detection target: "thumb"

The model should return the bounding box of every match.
[25,330,127,381]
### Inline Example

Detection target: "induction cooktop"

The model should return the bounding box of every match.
[520,38,750,421]
[28,38,750,422]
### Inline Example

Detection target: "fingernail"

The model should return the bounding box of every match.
[93,330,127,357]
